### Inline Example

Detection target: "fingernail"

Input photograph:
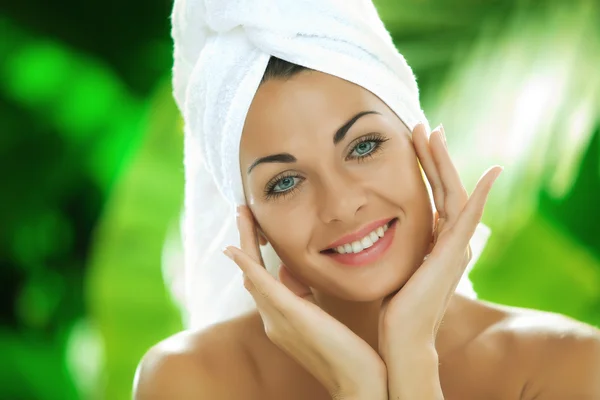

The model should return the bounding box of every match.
[223,247,233,260]
[236,205,243,217]
[490,166,504,185]
[440,124,447,146]
[433,129,446,148]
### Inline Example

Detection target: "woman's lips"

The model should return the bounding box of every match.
[323,217,395,250]
[322,218,398,266]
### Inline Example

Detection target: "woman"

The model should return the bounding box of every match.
[135,1,600,399]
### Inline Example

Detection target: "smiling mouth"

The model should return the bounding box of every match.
[320,218,398,255]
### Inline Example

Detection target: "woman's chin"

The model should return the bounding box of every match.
[318,276,411,302]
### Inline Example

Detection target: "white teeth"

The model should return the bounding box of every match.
[361,236,373,248]
[369,231,379,243]
[351,241,363,253]
[330,220,394,254]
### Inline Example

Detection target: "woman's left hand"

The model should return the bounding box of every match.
[378,123,503,399]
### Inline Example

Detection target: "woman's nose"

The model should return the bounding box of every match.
[316,173,367,224]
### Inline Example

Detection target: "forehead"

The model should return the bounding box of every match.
[240,70,391,159]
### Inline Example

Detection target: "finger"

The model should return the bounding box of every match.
[278,264,316,303]
[412,124,445,215]
[429,210,440,249]
[429,125,468,223]
[225,246,294,307]
[403,243,473,331]
[237,205,264,265]
[239,272,286,328]
[408,167,502,309]
[450,166,503,249]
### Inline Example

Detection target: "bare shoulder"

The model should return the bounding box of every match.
[133,311,263,400]
[479,301,600,399]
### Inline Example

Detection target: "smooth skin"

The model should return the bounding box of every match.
[134,71,600,400]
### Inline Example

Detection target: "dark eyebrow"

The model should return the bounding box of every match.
[247,110,381,175]
[333,110,381,145]
[247,153,297,174]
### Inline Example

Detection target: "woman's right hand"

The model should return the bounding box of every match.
[223,206,387,400]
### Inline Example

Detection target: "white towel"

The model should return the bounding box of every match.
[171,0,490,329]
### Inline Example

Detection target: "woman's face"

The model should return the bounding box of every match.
[239,70,433,301]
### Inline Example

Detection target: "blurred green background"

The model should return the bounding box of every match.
[1,0,599,399]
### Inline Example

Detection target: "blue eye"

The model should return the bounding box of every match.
[272,176,298,193]
[351,141,376,157]
[348,134,388,160]
[264,173,304,200]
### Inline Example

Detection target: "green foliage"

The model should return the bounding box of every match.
[86,81,185,399]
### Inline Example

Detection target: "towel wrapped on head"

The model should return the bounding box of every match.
[171,0,490,329]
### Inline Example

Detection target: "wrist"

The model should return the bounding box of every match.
[380,333,435,364]
[331,372,387,400]
[333,385,387,400]
[387,346,443,400]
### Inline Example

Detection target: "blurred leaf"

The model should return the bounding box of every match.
[471,212,600,326]
[0,17,145,193]
[0,330,78,400]
[425,0,600,232]
[86,80,184,400]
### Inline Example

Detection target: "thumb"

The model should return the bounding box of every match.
[278,264,316,303]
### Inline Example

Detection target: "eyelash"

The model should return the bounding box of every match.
[263,133,389,200]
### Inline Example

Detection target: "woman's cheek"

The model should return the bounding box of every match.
[264,218,306,259]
